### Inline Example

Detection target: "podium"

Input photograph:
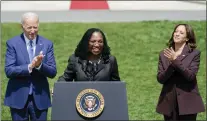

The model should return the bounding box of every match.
[51,81,129,120]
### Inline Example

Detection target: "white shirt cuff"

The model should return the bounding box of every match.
[28,64,33,73]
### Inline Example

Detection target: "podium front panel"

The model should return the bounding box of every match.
[51,82,128,120]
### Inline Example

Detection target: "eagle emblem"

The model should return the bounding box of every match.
[84,96,97,111]
[76,89,105,118]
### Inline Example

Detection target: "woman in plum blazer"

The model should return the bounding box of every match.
[156,24,205,120]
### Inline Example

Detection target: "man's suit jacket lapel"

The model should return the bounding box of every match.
[35,35,44,57]
[19,33,30,64]
[19,34,44,64]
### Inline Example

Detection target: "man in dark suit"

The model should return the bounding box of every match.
[4,12,57,120]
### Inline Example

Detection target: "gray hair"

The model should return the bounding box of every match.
[21,12,39,25]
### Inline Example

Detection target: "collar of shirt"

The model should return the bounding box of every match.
[23,33,37,47]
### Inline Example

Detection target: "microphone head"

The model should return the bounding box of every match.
[82,60,87,72]
[93,62,97,72]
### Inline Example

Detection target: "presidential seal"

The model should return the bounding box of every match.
[76,89,105,118]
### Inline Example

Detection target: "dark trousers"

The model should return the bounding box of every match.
[164,88,197,121]
[164,114,197,120]
[10,95,48,121]
[164,99,197,121]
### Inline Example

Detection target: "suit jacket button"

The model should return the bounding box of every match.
[177,93,180,96]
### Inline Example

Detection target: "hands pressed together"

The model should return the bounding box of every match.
[29,51,45,69]
[163,47,180,61]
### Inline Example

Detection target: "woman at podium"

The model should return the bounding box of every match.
[57,28,120,82]
[156,24,205,120]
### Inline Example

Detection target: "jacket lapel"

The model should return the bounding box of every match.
[35,35,44,57]
[95,59,105,74]
[19,33,30,64]
[176,45,190,61]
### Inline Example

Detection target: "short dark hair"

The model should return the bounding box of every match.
[75,28,111,60]
[167,24,197,50]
